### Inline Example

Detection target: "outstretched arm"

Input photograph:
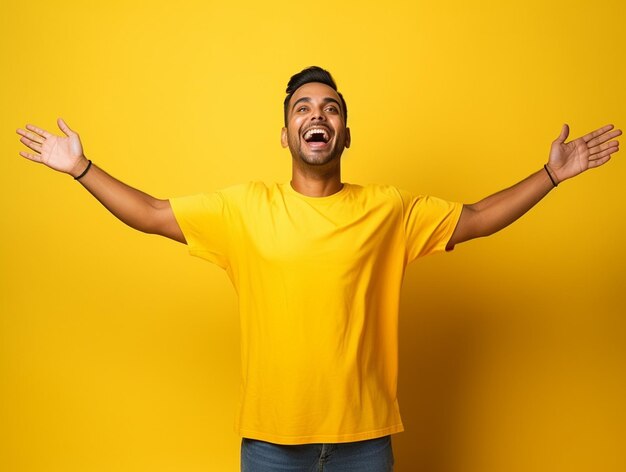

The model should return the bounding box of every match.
[16,118,186,244]
[447,124,621,249]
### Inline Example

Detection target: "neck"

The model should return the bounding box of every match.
[290,160,343,197]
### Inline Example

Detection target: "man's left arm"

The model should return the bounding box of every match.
[447,124,621,249]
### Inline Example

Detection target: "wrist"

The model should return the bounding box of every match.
[70,157,90,179]
[544,163,559,187]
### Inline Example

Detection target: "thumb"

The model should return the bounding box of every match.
[57,117,74,136]
[555,123,569,144]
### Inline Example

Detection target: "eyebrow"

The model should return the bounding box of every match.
[292,96,342,112]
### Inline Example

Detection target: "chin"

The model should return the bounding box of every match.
[298,153,339,167]
[297,146,343,167]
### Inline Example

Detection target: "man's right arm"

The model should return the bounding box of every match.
[16,118,186,244]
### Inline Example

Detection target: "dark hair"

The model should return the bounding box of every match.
[283,66,348,126]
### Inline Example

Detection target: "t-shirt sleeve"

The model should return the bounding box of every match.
[400,190,463,263]
[169,192,231,269]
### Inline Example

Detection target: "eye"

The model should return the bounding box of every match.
[325,106,338,113]
[297,106,309,112]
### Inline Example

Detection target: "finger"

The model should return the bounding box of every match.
[588,155,611,169]
[581,124,614,143]
[16,128,45,145]
[589,145,619,161]
[586,128,622,147]
[19,150,42,163]
[57,118,74,136]
[589,140,619,155]
[25,123,53,139]
[555,124,569,144]
[19,136,43,153]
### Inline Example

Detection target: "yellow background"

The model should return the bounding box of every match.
[1,0,624,470]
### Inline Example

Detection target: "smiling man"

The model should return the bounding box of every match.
[283,81,350,171]
[16,66,621,471]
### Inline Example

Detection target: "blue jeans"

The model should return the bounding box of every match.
[240,435,394,471]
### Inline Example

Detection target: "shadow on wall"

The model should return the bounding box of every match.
[394,259,491,472]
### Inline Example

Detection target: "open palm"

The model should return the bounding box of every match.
[17,118,85,175]
[548,124,621,183]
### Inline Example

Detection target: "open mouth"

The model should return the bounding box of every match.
[303,127,330,145]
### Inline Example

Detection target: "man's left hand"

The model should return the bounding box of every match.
[548,124,621,184]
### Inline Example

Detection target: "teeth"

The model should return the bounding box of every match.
[304,128,329,141]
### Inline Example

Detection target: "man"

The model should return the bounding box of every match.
[16,66,620,471]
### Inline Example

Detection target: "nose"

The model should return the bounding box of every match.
[310,106,327,121]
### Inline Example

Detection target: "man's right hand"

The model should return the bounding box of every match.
[16,118,89,178]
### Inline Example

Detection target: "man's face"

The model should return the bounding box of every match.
[281,82,350,167]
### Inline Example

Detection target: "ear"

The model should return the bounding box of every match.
[281,127,288,148]
[344,127,351,149]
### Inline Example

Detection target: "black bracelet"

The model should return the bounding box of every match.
[544,164,558,188]
[74,159,93,180]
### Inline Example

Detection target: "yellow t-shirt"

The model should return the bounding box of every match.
[170,182,463,445]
